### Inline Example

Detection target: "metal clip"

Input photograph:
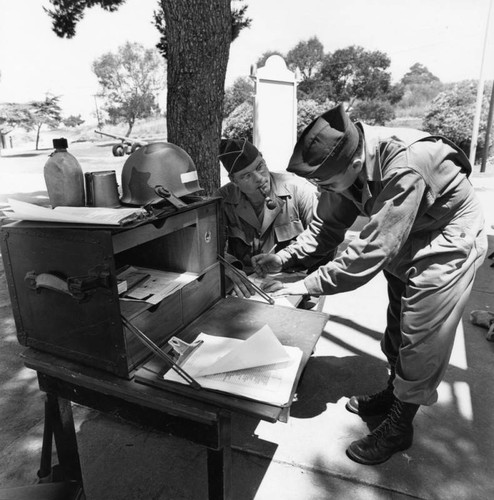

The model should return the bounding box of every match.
[168,337,203,366]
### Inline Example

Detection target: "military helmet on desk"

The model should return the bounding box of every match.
[120,142,202,206]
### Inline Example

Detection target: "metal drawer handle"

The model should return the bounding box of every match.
[25,266,111,301]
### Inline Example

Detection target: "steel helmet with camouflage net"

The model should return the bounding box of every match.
[120,142,202,206]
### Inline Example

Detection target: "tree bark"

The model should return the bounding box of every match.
[161,0,231,195]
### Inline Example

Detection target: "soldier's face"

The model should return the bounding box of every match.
[232,156,271,196]
[309,156,364,194]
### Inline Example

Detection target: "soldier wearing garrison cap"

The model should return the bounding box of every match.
[215,138,324,299]
[252,103,487,465]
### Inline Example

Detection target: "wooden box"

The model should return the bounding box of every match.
[1,199,222,378]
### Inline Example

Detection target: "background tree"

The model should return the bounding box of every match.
[29,95,62,150]
[286,36,324,80]
[46,0,251,195]
[153,0,250,60]
[397,62,445,116]
[92,42,164,137]
[401,63,440,85]
[350,99,396,125]
[320,45,400,108]
[0,102,32,149]
[63,114,85,128]
[422,80,492,157]
[255,50,285,68]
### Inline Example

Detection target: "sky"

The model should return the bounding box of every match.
[1,0,493,122]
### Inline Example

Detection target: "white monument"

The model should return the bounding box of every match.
[251,55,298,172]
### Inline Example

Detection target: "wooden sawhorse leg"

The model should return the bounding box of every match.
[207,411,232,500]
[38,393,83,485]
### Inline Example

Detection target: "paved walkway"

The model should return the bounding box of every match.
[1,146,493,499]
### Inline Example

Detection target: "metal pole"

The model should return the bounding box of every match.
[470,0,493,165]
[481,83,494,172]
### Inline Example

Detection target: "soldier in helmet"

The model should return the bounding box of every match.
[216,138,322,298]
[252,104,487,465]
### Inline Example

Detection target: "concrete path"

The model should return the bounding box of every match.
[1,144,494,499]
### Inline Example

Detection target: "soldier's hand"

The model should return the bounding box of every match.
[225,266,256,298]
[251,253,282,277]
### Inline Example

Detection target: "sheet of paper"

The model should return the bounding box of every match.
[7,198,147,226]
[246,272,308,308]
[123,266,198,304]
[197,324,290,376]
[163,327,303,406]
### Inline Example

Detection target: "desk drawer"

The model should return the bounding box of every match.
[122,292,183,371]
[182,265,221,323]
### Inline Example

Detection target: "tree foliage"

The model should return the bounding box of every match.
[29,95,63,150]
[153,0,251,60]
[422,80,491,156]
[0,102,32,135]
[223,76,254,116]
[297,78,334,104]
[350,99,396,125]
[44,0,126,38]
[297,99,334,136]
[396,63,444,114]
[286,36,324,80]
[319,45,396,106]
[92,42,165,136]
[222,101,253,142]
[401,63,440,85]
[63,114,85,127]
[255,50,285,69]
[46,0,250,195]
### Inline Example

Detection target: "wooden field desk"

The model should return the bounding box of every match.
[22,297,326,500]
[2,199,328,499]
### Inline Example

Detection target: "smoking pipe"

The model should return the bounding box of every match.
[258,185,276,210]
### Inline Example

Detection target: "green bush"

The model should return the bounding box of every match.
[297,99,333,136]
[222,101,253,142]
[351,100,395,125]
[422,80,492,157]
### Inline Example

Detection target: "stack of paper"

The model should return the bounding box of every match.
[164,325,302,406]
[119,266,198,304]
[6,198,148,226]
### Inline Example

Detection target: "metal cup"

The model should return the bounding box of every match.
[85,170,121,208]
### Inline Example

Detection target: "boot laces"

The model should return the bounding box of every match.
[372,398,403,439]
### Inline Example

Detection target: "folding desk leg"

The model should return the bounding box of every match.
[207,412,232,500]
[37,396,54,481]
[46,393,83,483]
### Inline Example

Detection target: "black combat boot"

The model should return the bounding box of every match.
[346,397,420,465]
[345,366,395,416]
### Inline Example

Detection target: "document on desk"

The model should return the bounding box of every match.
[247,272,308,308]
[163,325,303,406]
[6,198,148,226]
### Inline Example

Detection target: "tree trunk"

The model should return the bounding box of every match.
[36,124,42,150]
[161,0,231,195]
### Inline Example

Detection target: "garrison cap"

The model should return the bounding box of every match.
[287,103,360,181]
[218,138,261,175]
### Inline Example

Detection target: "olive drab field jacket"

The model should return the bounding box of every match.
[277,123,483,295]
[216,172,318,272]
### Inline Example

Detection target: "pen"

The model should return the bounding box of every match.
[267,244,277,255]
[217,254,275,305]
[121,315,201,389]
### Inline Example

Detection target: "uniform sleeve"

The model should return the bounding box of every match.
[278,190,360,270]
[303,168,427,295]
[292,179,319,228]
